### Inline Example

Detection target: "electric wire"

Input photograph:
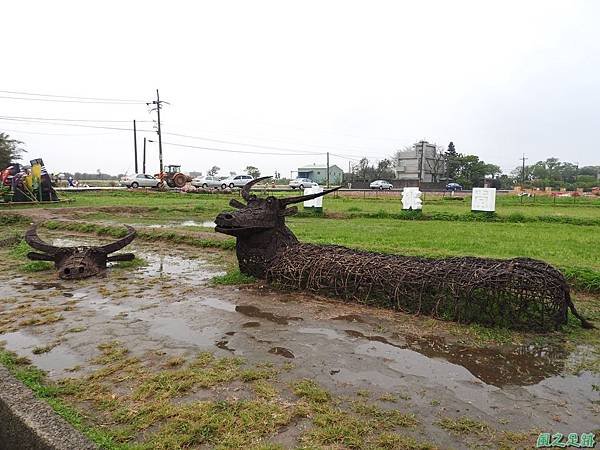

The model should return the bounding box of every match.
[0,115,152,123]
[163,131,334,155]
[0,90,145,103]
[0,96,145,105]
[0,117,154,132]
[160,141,325,156]
[0,128,119,136]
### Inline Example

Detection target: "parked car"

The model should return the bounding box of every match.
[289,178,318,189]
[446,182,463,191]
[191,175,222,189]
[220,174,254,189]
[369,180,393,190]
[120,174,160,188]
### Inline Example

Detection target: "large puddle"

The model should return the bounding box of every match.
[0,331,81,372]
[51,237,224,282]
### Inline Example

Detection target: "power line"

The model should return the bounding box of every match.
[0,118,380,161]
[164,126,388,157]
[0,117,385,161]
[0,117,154,132]
[0,115,152,123]
[163,130,324,155]
[0,89,145,103]
[157,140,325,156]
[0,95,145,105]
[0,128,118,137]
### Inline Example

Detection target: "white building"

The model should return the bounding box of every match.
[393,141,446,183]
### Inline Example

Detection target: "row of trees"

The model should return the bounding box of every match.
[206,165,262,179]
[351,142,598,190]
[352,158,395,181]
[444,142,502,189]
[511,158,599,189]
[350,142,502,189]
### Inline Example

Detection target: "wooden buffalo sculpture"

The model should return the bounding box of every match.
[25,224,136,279]
[215,177,593,331]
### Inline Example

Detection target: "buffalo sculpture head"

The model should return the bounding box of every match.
[215,176,340,237]
[25,224,137,279]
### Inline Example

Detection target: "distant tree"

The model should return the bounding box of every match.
[513,157,589,188]
[497,174,514,190]
[207,166,220,176]
[375,159,393,178]
[453,154,500,188]
[356,158,370,179]
[245,166,261,178]
[484,164,502,178]
[0,133,25,169]
[579,166,600,177]
[70,171,118,180]
[229,171,236,177]
[425,151,447,183]
[445,141,459,180]
[447,142,456,156]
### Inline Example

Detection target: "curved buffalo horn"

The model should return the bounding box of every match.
[241,176,272,201]
[280,186,342,206]
[25,224,62,254]
[97,225,137,254]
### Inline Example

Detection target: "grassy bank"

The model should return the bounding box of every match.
[7,217,596,294]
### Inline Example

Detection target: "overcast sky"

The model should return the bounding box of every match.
[2,0,599,177]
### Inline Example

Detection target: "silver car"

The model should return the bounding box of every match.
[220,175,254,189]
[191,176,222,189]
[369,179,393,190]
[120,174,160,188]
[289,178,317,189]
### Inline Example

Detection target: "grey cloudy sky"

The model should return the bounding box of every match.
[2,0,599,177]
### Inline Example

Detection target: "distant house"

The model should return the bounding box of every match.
[297,164,343,185]
[393,141,446,183]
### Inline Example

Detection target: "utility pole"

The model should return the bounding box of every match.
[417,142,424,188]
[147,89,166,181]
[326,152,330,188]
[142,137,147,174]
[133,120,138,173]
[521,154,527,188]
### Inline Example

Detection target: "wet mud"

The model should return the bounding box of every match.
[1,231,599,447]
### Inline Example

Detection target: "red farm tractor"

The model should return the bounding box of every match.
[156,165,192,188]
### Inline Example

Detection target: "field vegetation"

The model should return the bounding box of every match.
[1,189,599,449]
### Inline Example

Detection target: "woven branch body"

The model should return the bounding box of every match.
[214,191,577,332]
[266,243,570,331]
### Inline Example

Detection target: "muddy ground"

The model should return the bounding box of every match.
[0,214,599,449]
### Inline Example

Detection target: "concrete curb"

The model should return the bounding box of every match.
[0,365,97,450]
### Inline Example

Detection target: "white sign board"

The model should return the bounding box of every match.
[303,185,323,208]
[401,187,422,210]
[471,188,496,212]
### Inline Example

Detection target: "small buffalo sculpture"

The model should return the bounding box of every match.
[216,177,593,331]
[25,224,137,279]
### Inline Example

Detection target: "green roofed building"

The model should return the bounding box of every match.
[297,164,343,185]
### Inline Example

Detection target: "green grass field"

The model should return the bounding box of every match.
[4,189,600,275]
[288,218,600,270]
[7,189,600,216]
